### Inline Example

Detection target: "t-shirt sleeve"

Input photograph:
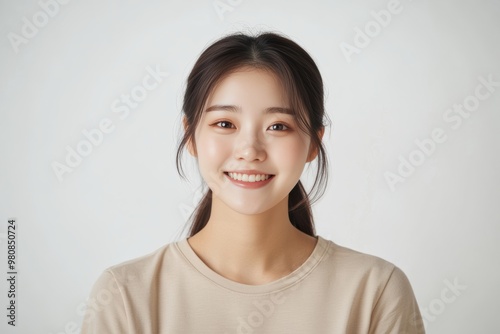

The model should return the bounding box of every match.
[80,270,129,334]
[369,266,426,334]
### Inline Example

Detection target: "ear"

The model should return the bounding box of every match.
[183,116,197,157]
[306,126,324,163]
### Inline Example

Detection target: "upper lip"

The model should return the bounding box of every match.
[225,170,274,175]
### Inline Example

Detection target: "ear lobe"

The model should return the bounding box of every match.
[307,146,318,163]
[307,127,325,162]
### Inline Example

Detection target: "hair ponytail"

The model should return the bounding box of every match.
[288,181,315,236]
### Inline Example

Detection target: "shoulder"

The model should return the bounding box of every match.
[81,242,180,333]
[318,237,425,333]
[100,240,181,287]
[321,237,399,282]
[318,237,418,308]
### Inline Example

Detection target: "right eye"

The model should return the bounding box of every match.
[213,121,235,129]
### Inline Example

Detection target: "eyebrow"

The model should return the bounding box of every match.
[204,104,294,116]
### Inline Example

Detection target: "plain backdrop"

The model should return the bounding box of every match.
[1,0,499,333]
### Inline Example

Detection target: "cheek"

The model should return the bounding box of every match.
[196,133,232,168]
[271,138,309,171]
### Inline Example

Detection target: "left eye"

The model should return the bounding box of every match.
[269,123,289,131]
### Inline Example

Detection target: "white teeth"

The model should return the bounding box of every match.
[228,173,271,182]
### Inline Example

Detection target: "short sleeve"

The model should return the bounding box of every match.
[369,266,425,334]
[80,270,129,334]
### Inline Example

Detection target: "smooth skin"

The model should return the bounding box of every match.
[184,67,324,285]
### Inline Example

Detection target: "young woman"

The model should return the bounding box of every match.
[81,31,425,333]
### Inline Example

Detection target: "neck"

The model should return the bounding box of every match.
[187,195,317,285]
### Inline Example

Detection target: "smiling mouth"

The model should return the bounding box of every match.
[224,172,275,183]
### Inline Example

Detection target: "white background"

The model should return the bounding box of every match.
[1,0,499,333]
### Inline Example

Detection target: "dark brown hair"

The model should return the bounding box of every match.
[176,31,330,237]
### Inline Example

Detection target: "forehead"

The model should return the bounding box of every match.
[204,68,290,109]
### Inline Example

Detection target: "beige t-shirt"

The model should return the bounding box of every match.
[81,235,425,333]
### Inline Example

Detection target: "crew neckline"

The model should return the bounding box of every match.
[176,235,330,295]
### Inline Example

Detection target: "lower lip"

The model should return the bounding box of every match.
[224,173,275,189]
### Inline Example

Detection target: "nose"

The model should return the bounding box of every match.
[234,132,267,162]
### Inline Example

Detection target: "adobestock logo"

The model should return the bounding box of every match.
[223,244,335,334]
[340,0,416,63]
[47,273,124,334]
[385,74,498,191]
[414,277,467,330]
[7,0,72,54]
[226,292,287,334]
[213,0,244,21]
[51,64,170,183]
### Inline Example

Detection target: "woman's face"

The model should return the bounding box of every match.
[189,67,316,215]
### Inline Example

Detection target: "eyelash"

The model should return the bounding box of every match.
[212,121,290,131]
